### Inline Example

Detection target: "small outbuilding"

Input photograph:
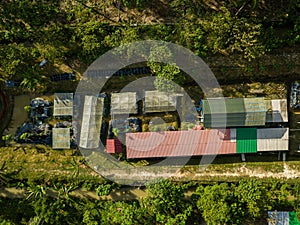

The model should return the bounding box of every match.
[106,139,122,154]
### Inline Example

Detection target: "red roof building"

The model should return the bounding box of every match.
[106,139,123,154]
[126,129,236,158]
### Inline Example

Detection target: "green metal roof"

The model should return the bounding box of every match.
[289,212,300,225]
[236,128,257,153]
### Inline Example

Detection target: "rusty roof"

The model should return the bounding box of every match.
[126,129,236,158]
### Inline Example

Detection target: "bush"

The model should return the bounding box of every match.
[142,124,149,132]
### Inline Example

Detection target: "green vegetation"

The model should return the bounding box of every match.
[1,0,300,224]
[0,178,300,224]
[0,146,103,187]
[1,0,299,92]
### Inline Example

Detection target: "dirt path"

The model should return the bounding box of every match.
[0,186,195,201]
[176,162,300,181]
[0,187,147,200]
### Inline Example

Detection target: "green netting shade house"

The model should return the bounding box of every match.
[52,128,70,149]
[79,96,105,149]
[111,92,138,115]
[202,98,267,128]
[143,90,182,113]
[53,93,73,117]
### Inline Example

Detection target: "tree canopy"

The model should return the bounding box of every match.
[0,0,299,91]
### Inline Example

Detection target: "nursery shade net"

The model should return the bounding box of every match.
[52,128,70,149]
[203,98,266,127]
[111,92,138,115]
[143,90,180,113]
[54,93,73,116]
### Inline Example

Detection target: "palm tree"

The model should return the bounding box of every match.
[26,184,48,199]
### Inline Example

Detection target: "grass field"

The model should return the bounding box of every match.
[2,144,300,188]
[0,146,104,186]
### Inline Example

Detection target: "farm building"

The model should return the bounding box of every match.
[126,129,236,158]
[110,92,138,115]
[202,98,287,128]
[79,95,105,149]
[202,98,266,127]
[268,211,300,225]
[257,128,289,152]
[53,93,73,117]
[143,90,182,113]
[52,128,70,149]
[125,128,289,158]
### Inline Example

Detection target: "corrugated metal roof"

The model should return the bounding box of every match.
[111,92,138,115]
[268,211,300,225]
[268,211,289,225]
[289,212,300,225]
[126,129,236,158]
[257,128,289,152]
[53,93,73,116]
[266,99,288,123]
[79,96,104,149]
[52,128,70,149]
[236,128,257,153]
[143,90,180,113]
[230,128,236,142]
[106,139,122,154]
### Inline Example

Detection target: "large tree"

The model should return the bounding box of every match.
[141,179,192,225]
[195,183,235,225]
[147,44,185,92]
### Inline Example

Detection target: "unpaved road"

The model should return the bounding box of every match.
[0,186,147,200]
